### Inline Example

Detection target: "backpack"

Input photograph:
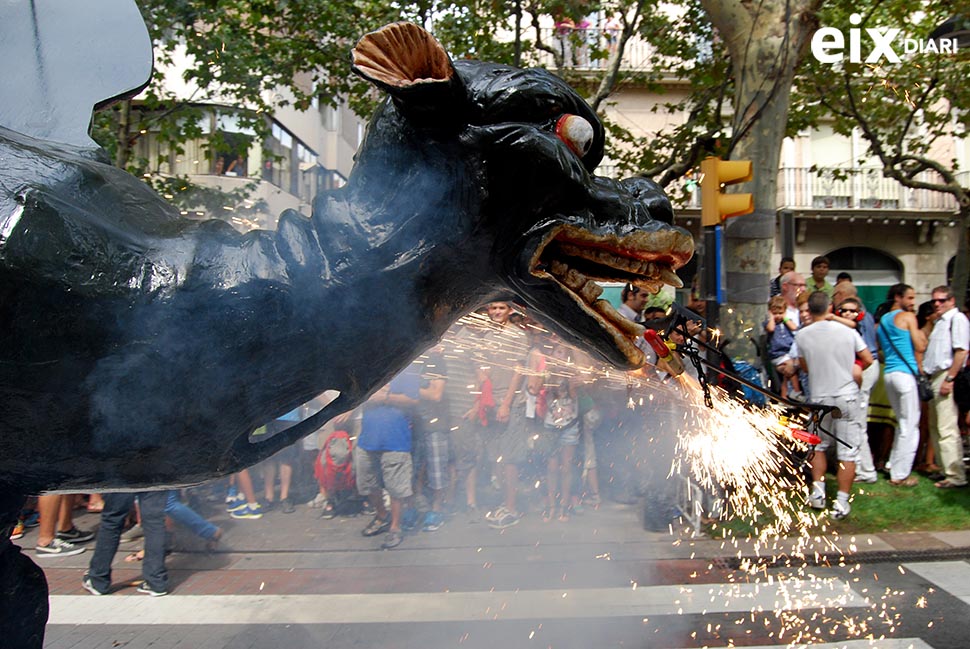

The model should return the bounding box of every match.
[730,359,768,407]
[315,430,355,494]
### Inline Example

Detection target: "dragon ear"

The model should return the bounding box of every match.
[352,22,465,125]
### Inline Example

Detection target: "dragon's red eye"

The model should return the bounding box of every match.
[555,114,594,157]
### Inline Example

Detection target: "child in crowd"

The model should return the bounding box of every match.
[764,295,802,399]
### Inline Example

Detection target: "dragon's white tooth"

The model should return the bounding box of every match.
[658,267,684,288]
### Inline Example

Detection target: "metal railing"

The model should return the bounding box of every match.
[594,165,965,214]
[531,27,667,71]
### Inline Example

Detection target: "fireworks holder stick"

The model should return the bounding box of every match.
[647,307,851,449]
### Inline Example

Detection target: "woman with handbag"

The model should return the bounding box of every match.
[877,283,928,487]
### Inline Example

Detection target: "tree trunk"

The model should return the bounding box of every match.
[114,99,132,171]
[953,203,970,307]
[699,0,820,361]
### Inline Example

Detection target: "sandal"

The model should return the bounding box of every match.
[889,476,919,487]
[542,509,555,523]
[125,549,145,562]
[935,479,967,489]
[320,501,337,520]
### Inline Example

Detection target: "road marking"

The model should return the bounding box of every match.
[904,560,970,599]
[50,578,867,625]
[673,641,934,649]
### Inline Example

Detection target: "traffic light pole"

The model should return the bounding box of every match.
[701,224,721,330]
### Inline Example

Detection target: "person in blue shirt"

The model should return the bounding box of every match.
[357,366,421,549]
[877,283,927,487]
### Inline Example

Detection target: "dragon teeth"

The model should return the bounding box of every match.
[580,279,603,303]
[658,267,683,288]
[564,268,587,290]
[592,299,645,338]
[549,260,569,277]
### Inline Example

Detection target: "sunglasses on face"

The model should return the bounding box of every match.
[932,298,950,304]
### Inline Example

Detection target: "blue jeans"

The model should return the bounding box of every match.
[165,491,218,541]
[86,491,167,593]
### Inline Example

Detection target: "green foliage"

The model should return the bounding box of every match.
[797,0,968,180]
[90,0,735,216]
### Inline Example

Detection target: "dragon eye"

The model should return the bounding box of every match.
[555,114,594,158]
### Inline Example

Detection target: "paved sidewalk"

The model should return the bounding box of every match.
[27,496,970,598]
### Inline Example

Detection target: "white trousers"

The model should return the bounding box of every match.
[884,371,921,481]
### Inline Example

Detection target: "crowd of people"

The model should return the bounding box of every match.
[765,256,970,520]
[13,259,970,594]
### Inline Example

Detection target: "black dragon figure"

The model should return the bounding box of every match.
[0,2,692,644]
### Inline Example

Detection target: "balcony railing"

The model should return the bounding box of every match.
[595,165,965,215]
[532,27,668,71]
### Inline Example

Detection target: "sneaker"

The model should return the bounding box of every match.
[401,508,422,531]
[362,515,390,537]
[22,511,39,528]
[81,574,107,596]
[830,500,851,520]
[808,492,826,510]
[230,503,264,520]
[120,524,144,543]
[225,491,246,512]
[36,538,85,557]
[10,520,24,540]
[381,530,403,549]
[422,511,444,532]
[319,501,337,520]
[484,506,507,523]
[136,583,169,597]
[280,497,295,514]
[56,527,95,544]
[307,493,328,509]
[488,508,521,529]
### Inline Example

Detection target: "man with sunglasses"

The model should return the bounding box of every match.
[923,286,969,489]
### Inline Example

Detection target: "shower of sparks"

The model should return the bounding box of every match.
[426,310,934,646]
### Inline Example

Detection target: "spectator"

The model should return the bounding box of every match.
[618,283,649,323]
[536,336,582,521]
[796,291,873,520]
[835,271,853,285]
[780,271,807,322]
[442,317,489,516]
[415,347,452,531]
[604,14,621,57]
[34,495,94,558]
[923,286,969,489]
[833,292,880,483]
[877,283,927,487]
[260,409,302,514]
[226,469,263,520]
[357,365,421,549]
[807,256,834,298]
[764,295,802,399]
[82,491,169,596]
[475,301,530,530]
[770,257,796,297]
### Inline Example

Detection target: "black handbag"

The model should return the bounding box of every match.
[884,333,934,402]
[953,366,970,410]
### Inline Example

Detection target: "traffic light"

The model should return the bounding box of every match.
[700,156,753,227]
